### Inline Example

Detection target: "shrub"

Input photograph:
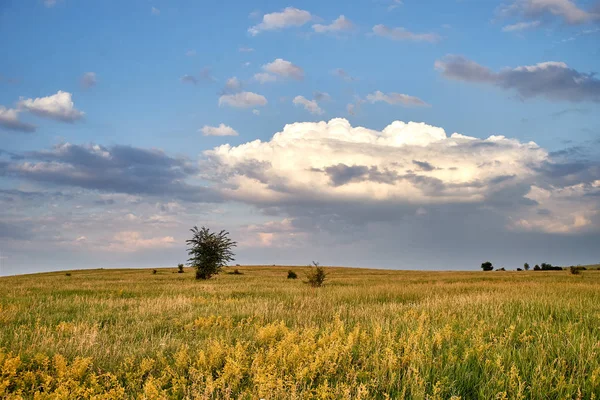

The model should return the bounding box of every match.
[177,264,184,273]
[496,267,506,271]
[152,269,157,275]
[541,263,562,271]
[186,226,237,280]
[229,269,243,275]
[569,266,581,275]
[481,261,494,271]
[65,273,72,277]
[534,264,541,271]
[287,270,298,279]
[306,262,327,287]
[517,268,523,271]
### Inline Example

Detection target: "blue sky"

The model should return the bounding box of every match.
[1,0,599,274]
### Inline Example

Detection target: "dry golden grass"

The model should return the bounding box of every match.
[1,266,599,399]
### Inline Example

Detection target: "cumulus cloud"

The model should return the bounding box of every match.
[2,143,217,202]
[249,7,312,35]
[218,92,268,108]
[435,55,600,102]
[0,107,36,133]
[262,58,304,80]
[17,91,84,122]
[203,118,598,235]
[372,24,440,42]
[200,124,239,136]
[366,91,430,107]
[313,15,354,33]
[502,20,541,31]
[499,0,599,25]
[293,96,324,115]
[254,73,277,84]
[80,72,97,89]
[223,77,242,93]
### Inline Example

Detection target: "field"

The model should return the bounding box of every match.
[1,266,599,399]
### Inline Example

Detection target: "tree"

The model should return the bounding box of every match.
[481,261,494,271]
[186,226,237,280]
[306,261,327,287]
[533,264,541,271]
[524,262,530,271]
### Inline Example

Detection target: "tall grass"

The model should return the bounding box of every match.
[0,266,599,398]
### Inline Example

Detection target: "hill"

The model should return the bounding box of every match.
[1,266,599,398]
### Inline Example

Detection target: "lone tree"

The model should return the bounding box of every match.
[186,226,237,280]
[524,262,530,271]
[481,261,494,271]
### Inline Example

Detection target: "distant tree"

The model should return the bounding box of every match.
[186,226,237,280]
[306,261,327,287]
[524,263,530,271]
[152,269,157,275]
[533,264,541,271]
[287,270,298,279]
[177,264,184,273]
[481,261,494,271]
[517,268,523,271]
[497,267,506,271]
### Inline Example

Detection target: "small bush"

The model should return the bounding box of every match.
[496,267,506,271]
[517,268,523,271]
[287,270,298,279]
[177,264,184,273]
[152,269,157,275]
[569,266,581,275]
[65,273,71,277]
[481,261,493,271]
[306,262,327,287]
[228,269,243,275]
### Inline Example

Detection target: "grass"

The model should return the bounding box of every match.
[1,265,599,399]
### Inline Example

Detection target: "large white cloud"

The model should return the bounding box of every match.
[204,118,598,234]
[249,7,312,35]
[18,91,84,122]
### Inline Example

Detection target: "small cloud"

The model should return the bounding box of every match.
[293,95,324,115]
[388,0,403,11]
[180,75,198,85]
[263,58,304,80]
[366,90,430,107]
[0,106,36,133]
[312,15,354,34]
[252,109,260,116]
[219,92,268,108]
[239,46,255,52]
[254,72,277,84]
[332,68,356,81]
[502,20,541,32]
[372,24,440,42]
[17,91,84,122]
[249,7,313,36]
[498,0,599,25]
[151,7,160,16]
[224,76,242,93]
[200,123,239,136]
[80,72,97,89]
[313,91,331,102]
[185,50,197,57]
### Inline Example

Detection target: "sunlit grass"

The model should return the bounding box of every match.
[1,266,599,398]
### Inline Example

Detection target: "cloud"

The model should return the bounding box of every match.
[239,47,254,52]
[218,92,268,108]
[499,0,599,25]
[44,0,57,7]
[252,109,260,116]
[332,68,356,82]
[203,118,599,235]
[502,20,541,31]
[372,24,440,42]
[0,107,36,133]
[185,50,197,56]
[292,96,324,115]
[366,91,430,107]
[180,75,198,85]
[313,91,331,102]
[224,77,242,93]
[80,72,97,89]
[151,7,160,16]
[17,91,84,122]
[254,73,277,84]
[262,58,304,80]
[249,7,312,35]
[3,143,218,202]
[312,15,354,33]
[435,55,600,102]
[200,124,239,137]
[108,231,175,252]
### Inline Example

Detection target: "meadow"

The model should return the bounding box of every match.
[0,266,599,399]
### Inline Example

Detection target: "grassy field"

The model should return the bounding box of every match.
[1,266,599,399]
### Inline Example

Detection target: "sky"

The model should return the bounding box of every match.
[1,0,599,275]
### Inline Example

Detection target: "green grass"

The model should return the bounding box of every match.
[1,266,599,399]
